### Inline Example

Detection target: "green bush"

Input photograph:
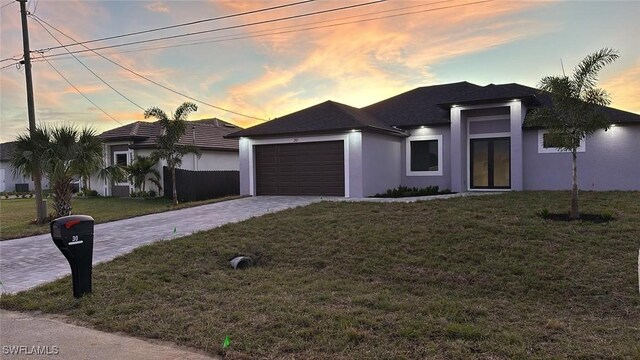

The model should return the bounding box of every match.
[372,185,452,198]
[148,190,157,198]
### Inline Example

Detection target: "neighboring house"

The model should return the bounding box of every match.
[226,82,640,197]
[0,141,50,193]
[93,118,240,197]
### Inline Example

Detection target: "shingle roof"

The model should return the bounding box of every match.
[100,118,241,151]
[226,100,406,138]
[0,141,17,162]
[226,81,640,138]
[363,81,483,127]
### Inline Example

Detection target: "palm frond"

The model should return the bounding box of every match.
[173,102,198,121]
[144,107,169,121]
[572,47,619,95]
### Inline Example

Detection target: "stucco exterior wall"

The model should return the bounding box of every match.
[361,132,401,196]
[401,126,452,191]
[523,125,640,190]
[0,161,50,192]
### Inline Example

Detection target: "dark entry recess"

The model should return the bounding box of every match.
[255,141,345,196]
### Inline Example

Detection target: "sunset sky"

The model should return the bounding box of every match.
[1,0,638,142]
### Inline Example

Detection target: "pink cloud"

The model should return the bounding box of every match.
[145,2,170,14]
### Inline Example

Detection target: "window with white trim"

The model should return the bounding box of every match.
[406,134,443,176]
[537,130,585,153]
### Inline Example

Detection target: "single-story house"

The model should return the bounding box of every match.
[94,118,241,197]
[226,82,640,197]
[0,141,50,193]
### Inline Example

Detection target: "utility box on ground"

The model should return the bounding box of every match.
[50,215,95,298]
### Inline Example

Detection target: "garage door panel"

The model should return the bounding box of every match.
[255,141,344,196]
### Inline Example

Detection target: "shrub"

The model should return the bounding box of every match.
[130,190,138,198]
[537,208,551,219]
[88,190,99,197]
[601,211,615,222]
[148,190,157,198]
[372,185,451,198]
[139,190,148,198]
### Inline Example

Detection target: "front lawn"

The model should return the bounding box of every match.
[0,196,241,240]
[2,192,639,359]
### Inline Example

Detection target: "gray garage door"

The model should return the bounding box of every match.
[255,141,344,196]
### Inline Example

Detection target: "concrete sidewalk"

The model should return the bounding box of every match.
[0,196,322,294]
[0,310,218,360]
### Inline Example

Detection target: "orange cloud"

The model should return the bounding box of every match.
[603,61,640,114]
[215,0,550,122]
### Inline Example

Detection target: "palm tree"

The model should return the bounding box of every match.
[10,127,50,222]
[144,102,200,205]
[11,125,106,218]
[124,155,162,193]
[525,48,619,219]
[75,128,104,193]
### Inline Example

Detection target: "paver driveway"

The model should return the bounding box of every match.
[0,196,322,294]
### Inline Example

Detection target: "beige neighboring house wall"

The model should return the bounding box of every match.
[93,118,241,197]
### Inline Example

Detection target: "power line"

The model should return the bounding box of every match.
[32,0,386,56]
[0,0,15,10]
[34,0,486,63]
[32,14,267,122]
[36,0,315,52]
[36,53,124,125]
[31,16,146,112]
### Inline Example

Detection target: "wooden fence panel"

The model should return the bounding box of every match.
[163,167,239,202]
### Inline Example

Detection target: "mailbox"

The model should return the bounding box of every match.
[50,215,95,298]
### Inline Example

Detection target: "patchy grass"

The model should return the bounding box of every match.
[2,191,639,359]
[0,196,241,240]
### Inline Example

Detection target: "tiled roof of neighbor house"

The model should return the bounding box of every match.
[226,100,407,138]
[0,141,17,162]
[100,118,241,151]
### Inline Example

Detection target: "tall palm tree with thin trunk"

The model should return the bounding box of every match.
[525,48,619,219]
[145,102,200,205]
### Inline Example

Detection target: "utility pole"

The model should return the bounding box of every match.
[19,0,46,224]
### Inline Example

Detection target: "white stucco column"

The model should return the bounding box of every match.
[239,137,252,196]
[509,101,526,191]
[450,107,464,192]
[347,131,362,198]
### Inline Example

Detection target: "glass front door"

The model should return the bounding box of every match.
[470,138,510,189]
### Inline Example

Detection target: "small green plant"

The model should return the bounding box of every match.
[537,208,551,219]
[148,189,157,198]
[130,190,138,198]
[601,211,614,222]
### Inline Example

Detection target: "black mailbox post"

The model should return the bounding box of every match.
[50,215,95,298]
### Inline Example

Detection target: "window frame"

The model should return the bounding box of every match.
[113,151,130,186]
[537,130,586,154]
[405,134,443,176]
